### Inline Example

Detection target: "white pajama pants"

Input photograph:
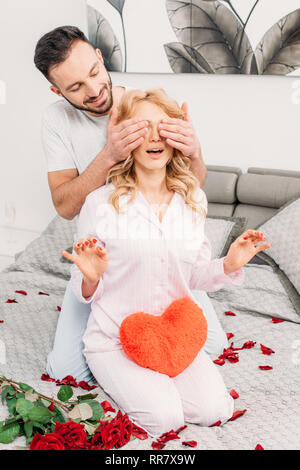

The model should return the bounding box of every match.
[46,283,232,438]
[85,347,234,439]
[46,282,229,384]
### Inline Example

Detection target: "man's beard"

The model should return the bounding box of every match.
[61,74,114,116]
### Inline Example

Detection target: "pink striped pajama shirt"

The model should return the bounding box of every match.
[70,182,245,437]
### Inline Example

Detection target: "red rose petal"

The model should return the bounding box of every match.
[230,389,239,399]
[209,420,221,427]
[228,344,241,351]
[30,432,65,450]
[213,358,225,366]
[6,299,18,303]
[175,425,187,434]
[57,306,61,311]
[57,375,79,387]
[157,429,180,443]
[131,423,148,440]
[38,291,50,296]
[182,440,197,448]
[101,400,116,413]
[42,373,96,390]
[241,341,256,350]
[260,344,275,356]
[225,310,236,316]
[78,380,97,391]
[48,402,55,412]
[0,320,4,323]
[259,366,273,370]
[229,341,255,351]
[229,409,247,421]
[152,441,165,450]
[54,421,87,450]
[255,444,264,450]
[271,318,284,323]
[214,342,245,366]
[219,345,239,363]
[15,290,27,295]
[227,353,239,363]
[41,373,56,383]
[226,332,234,340]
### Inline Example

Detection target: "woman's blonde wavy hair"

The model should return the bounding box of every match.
[105,88,206,220]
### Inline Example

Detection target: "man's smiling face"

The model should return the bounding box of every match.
[49,40,113,116]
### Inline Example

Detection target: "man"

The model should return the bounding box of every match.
[34,25,228,383]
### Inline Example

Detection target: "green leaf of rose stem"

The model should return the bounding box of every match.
[57,385,73,402]
[53,405,67,423]
[31,421,46,432]
[18,382,34,392]
[0,424,21,444]
[24,421,33,439]
[79,400,105,421]
[77,393,98,402]
[0,377,74,446]
[7,397,17,415]
[1,385,16,404]
[28,406,53,424]
[16,398,34,420]
[0,415,22,428]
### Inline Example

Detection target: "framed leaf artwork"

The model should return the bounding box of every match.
[87,0,300,75]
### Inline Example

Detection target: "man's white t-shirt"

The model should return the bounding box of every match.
[41,86,131,174]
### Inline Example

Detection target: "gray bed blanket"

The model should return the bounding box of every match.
[0,216,299,450]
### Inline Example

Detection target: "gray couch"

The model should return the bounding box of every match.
[204,165,300,229]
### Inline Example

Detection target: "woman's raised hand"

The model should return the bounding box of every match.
[61,237,108,284]
[223,230,272,274]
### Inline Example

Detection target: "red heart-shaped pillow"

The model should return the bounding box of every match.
[120,297,207,377]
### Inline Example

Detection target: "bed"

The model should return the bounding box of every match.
[0,165,300,450]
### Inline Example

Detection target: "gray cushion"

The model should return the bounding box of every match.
[237,173,300,208]
[207,202,235,217]
[205,215,247,259]
[248,167,300,178]
[206,164,242,177]
[204,171,238,204]
[255,196,300,303]
[233,204,277,230]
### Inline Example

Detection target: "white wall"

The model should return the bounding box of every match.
[111,72,300,173]
[0,0,300,235]
[0,0,87,233]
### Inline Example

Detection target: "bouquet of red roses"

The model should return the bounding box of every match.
[0,376,147,450]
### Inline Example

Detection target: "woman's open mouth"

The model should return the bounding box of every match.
[146,149,164,159]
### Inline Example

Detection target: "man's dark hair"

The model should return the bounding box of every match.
[34,25,92,83]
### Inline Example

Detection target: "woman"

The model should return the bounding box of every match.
[62,89,271,438]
